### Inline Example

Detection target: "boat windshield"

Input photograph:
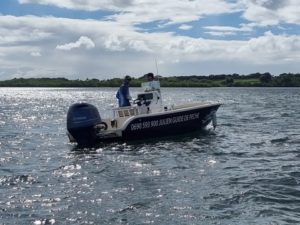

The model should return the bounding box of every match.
[141,81,160,91]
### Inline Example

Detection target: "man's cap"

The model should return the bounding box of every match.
[144,72,154,77]
[124,75,132,81]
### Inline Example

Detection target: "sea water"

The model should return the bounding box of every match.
[0,87,299,225]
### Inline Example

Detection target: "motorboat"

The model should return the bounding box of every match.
[67,81,221,146]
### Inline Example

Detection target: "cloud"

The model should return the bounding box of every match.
[239,0,300,26]
[18,0,134,11]
[0,0,299,80]
[236,31,300,64]
[178,24,193,30]
[109,0,239,27]
[18,0,238,27]
[16,0,300,28]
[204,25,253,36]
[0,16,53,45]
[30,51,42,56]
[56,36,95,51]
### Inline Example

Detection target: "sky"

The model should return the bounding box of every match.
[0,0,299,80]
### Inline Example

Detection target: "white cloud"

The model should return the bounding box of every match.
[109,0,238,27]
[30,51,42,56]
[56,36,95,51]
[0,0,300,80]
[204,25,252,32]
[103,35,126,52]
[18,0,238,27]
[179,24,193,30]
[103,34,153,52]
[237,31,300,63]
[0,16,53,45]
[16,0,300,28]
[18,0,132,11]
[205,31,236,36]
[204,25,253,36]
[239,0,300,26]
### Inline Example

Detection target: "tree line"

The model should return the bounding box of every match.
[0,73,299,87]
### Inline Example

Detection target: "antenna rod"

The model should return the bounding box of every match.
[155,57,159,76]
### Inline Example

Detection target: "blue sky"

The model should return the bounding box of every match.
[0,0,113,20]
[0,0,299,80]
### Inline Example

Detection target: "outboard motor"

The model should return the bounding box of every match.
[67,103,102,146]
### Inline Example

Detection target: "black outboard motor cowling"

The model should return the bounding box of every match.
[67,103,101,146]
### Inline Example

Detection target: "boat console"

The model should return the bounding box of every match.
[113,80,163,118]
[134,91,162,113]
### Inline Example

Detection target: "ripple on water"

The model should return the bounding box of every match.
[1,87,300,224]
[0,174,38,186]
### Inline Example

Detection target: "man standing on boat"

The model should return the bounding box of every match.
[116,75,132,107]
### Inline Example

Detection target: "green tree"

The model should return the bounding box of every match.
[259,72,272,84]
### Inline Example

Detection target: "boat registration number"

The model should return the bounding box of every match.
[130,112,200,131]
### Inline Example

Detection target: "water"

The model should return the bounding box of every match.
[0,87,299,225]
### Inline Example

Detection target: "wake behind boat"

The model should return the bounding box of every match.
[67,81,221,146]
